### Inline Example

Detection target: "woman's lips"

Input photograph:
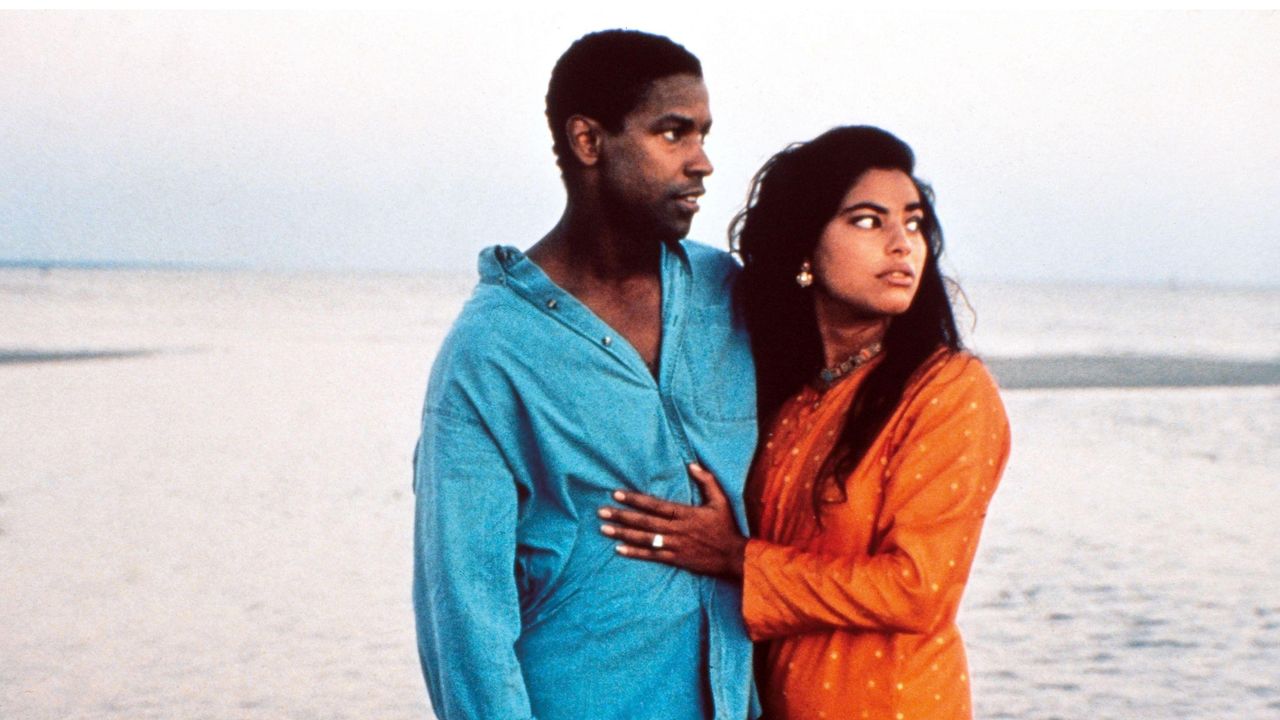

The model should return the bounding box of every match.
[878,268,916,287]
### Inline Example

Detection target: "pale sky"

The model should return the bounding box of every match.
[2,8,1277,285]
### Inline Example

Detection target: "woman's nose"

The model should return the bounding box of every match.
[887,223,911,255]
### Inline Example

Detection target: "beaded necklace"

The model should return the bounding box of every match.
[817,341,883,389]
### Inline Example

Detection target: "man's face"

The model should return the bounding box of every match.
[597,74,713,243]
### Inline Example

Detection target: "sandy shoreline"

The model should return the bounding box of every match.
[6,348,1279,389]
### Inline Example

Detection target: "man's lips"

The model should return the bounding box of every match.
[673,189,704,213]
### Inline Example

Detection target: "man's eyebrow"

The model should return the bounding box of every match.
[652,114,712,133]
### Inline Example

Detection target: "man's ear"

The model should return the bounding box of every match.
[565,115,604,167]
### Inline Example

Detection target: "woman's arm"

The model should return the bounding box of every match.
[603,357,1011,639]
[743,359,1011,639]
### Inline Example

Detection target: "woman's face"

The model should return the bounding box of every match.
[811,168,928,319]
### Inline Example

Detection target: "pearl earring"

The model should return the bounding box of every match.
[795,260,814,288]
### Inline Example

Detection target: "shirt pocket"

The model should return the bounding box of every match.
[672,306,757,423]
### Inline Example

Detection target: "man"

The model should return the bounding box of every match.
[413,30,758,720]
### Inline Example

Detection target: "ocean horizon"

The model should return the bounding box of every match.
[4,258,1279,290]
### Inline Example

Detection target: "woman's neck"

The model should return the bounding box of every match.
[813,296,889,368]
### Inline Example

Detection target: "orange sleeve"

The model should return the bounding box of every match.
[743,358,1011,641]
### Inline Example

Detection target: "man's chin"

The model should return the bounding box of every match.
[633,218,691,245]
[663,215,695,241]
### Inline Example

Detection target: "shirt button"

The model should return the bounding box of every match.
[546,298,558,309]
[602,336,613,346]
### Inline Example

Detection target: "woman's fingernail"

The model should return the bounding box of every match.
[613,490,626,501]
[600,524,615,536]
[598,508,612,519]
[616,545,628,555]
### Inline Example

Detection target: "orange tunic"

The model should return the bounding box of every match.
[743,352,1011,720]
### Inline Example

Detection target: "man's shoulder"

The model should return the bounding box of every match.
[422,286,531,418]
[680,239,740,276]
[678,240,741,304]
[436,284,530,363]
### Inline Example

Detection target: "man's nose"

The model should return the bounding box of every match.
[687,142,713,177]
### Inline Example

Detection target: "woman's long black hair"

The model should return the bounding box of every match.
[732,126,963,518]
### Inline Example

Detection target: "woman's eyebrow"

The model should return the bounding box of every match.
[840,201,926,215]
[840,202,889,215]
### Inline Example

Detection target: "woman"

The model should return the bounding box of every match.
[599,126,1010,719]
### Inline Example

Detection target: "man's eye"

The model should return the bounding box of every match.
[662,129,679,142]
[852,216,878,229]
[905,217,924,232]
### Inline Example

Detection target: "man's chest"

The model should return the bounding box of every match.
[576,285,663,368]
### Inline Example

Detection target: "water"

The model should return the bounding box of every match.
[961,281,1280,361]
[968,385,1279,719]
[958,282,1280,718]
[0,269,1276,719]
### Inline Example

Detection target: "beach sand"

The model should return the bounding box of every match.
[2,269,1277,719]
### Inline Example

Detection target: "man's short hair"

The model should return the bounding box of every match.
[546,29,702,173]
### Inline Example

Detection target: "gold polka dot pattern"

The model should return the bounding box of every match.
[743,352,1011,719]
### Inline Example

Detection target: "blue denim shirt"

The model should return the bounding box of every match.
[413,241,759,720]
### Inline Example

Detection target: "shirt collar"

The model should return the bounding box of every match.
[477,241,691,297]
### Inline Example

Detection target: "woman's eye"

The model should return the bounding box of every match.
[905,217,923,232]
[852,216,878,229]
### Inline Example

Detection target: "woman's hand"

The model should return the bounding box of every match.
[599,463,748,579]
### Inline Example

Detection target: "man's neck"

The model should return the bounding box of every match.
[527,204,662,292]
[524,203,667,372]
